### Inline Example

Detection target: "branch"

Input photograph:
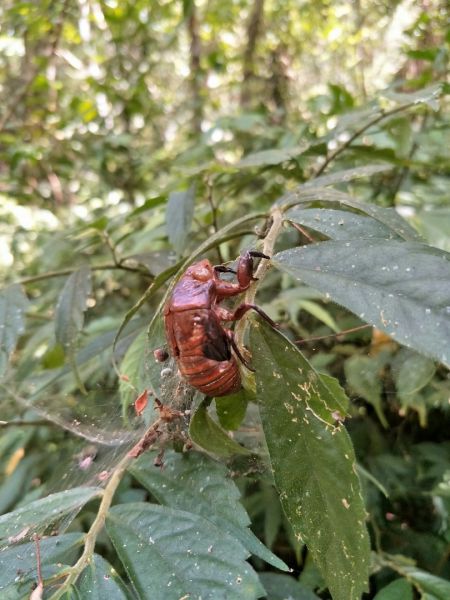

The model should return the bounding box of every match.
[47,419,162,599]
[314,101,417,177]
[14,261,152,286]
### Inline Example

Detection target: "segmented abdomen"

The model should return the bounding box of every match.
[167,308,241,397]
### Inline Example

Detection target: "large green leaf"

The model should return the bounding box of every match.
[77,554,129,599]
[0,284,29,378]
[166,186,196,255]
[0,487,101,543]
[282,187,419,241]
[273,240,450,366]
[286,207,400,240]
[106,503,265,600]
[0,533,82,595]
[55,267,92,351]
[250,320,370,600]
[130,450,287,571]
[397,566,450,600]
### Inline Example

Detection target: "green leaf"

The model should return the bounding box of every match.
[119,329,147,413]
[277,166,391,205]
[286,207,400,240]
[166,186,196,255]
[0,533,82,592]
[215,389,249,430]
[258,572,320,600]
[106,503,265,600]
[399,566,450,600]
[55,267,92,351]
[130,449,287,571]
[0,487,101,543]
[373,578,414,600]
[189,400,252,456]
[236,144,310,168]
[282,187,419,241]
[0,284,29,378]
[345,355,388,427]
[77,554,129,599]
[392,348,436,399]
[273,240,450,366]
[250,319,370,600]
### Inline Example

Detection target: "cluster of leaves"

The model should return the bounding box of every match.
[1,1,449,599]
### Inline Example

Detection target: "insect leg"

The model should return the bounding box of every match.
[225,303,278,329]
[225,329,254,371]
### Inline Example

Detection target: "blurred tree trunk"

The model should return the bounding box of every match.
[186,0,203,135]
[240,0,265,109]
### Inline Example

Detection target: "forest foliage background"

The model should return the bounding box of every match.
[0,1,449,599]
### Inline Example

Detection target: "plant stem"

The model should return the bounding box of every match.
[235,207,284,349]
[47,420,161,599]
[15,262,152,286]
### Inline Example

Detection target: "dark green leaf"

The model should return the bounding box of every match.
[77,554,129,599]
[189,400,253,456]
[55,267,92,351]
[0,533,82,592]
[250,320,370,600]
[0,284,29,378]
[286,208,400,240]
[0,487,101,542]
[166,186,196,255]
[130,450,287,571]
[373,578,414,600]
[282,187,419,241]
[106,503,265,600]
[259,572,320,600]
[273,241,450,366]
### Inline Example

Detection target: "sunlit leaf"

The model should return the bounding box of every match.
[106,503,265,600]
[250,319,370,600]
[273,241,450,366]
[0,284,29,378]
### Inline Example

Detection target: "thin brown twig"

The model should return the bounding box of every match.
[295,324,372,345]
[314,101,417,177]
[14,261,152,286]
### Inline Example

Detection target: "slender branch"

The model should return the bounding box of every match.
[314,101,417,177]
[234,209,283,349]
[47,419,162,599]
[0,419,58,428]
[295,324,372,345]
[206,178,224,264]
[14,261,152,286]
